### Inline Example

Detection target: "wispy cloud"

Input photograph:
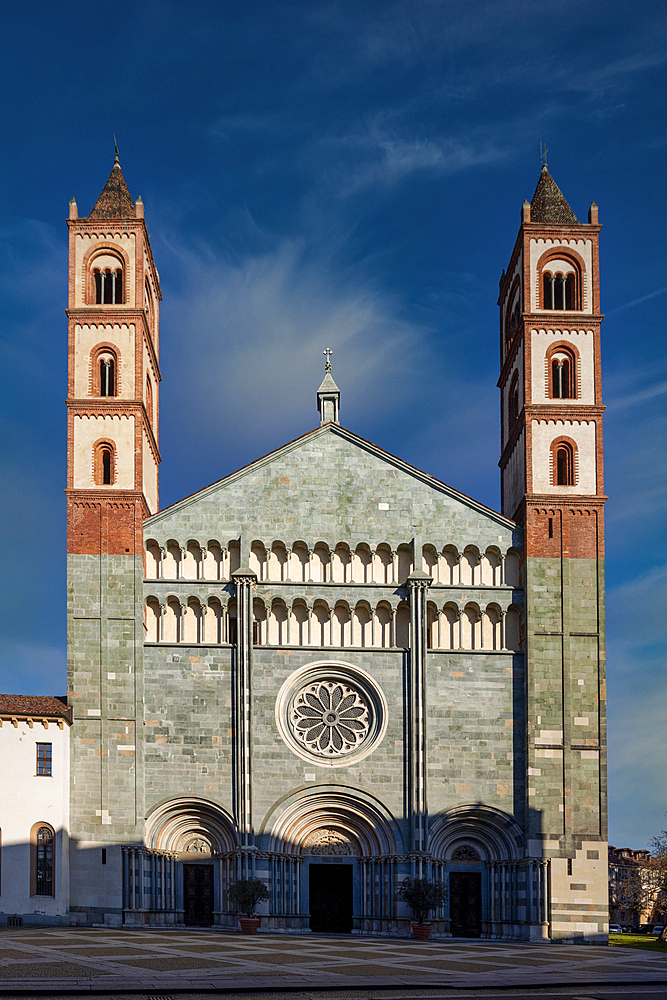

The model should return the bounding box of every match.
[157,223,430,490]
[607,378,667,412]
[607,286,667,316]
[333,124,509,196]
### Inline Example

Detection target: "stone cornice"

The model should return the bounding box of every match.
[66,309,161,376]
[67,399,160,460]
[65,489,152,518]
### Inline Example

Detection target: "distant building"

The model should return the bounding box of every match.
[0,695,72,925]
[608,846,665,928]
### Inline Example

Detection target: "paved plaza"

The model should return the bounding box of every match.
[0,929,666,994]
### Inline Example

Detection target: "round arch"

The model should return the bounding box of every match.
[429,804,524,862]
[260,785,403,857]
[145,797,237,854]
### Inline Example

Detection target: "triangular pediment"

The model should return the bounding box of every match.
[146,424,519,549]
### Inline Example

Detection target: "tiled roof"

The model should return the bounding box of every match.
[88,156,136,220]
[0,694,71,719]
[530,165,578,224]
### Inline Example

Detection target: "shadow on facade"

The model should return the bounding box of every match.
[0,810,550,940]
[95,797,550,940]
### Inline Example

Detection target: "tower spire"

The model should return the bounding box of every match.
[89,148,135,220]
[317,347,340,425]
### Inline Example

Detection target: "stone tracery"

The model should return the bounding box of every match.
[291,681,370,757]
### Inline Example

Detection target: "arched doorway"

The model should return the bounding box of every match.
[262,786,402,935]
[143,798,237,927]
[429,805,525,940]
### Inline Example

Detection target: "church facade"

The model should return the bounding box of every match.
[65,157,608,941]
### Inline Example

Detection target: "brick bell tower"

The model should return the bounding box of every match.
[66,151,161,923]
[498,164,607,941]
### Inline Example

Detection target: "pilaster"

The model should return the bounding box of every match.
[232,568,257,846]
[406,571,432,853]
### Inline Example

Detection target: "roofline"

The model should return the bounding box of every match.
[146,422,520,533]
[0,709,73,726]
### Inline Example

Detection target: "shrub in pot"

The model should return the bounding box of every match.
[397,876,448,940]
[228,878,270,933]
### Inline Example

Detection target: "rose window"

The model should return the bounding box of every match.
[276,662,387,767]
[291,681,370,758]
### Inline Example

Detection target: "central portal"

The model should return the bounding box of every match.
[183,863,214,926]
[309,864,353,933]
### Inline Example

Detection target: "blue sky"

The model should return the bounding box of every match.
[0,0,665,849]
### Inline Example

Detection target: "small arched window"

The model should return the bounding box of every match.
[547,344,578,400]
[146,374,153,423]
[552,441,576,486]
[508,372,520,426]
[542,266,579,311]
[94,267,124,305]
[31,823,55,897]
[94,441,115,486]
[144,277,154,330]
[552,356,570,398]
[100,357,115,396]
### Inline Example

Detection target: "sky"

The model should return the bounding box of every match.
[0,0,666,850]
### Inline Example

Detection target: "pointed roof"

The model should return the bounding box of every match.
[317,371,340,394]
[530,165,578,224]
[89,151,136,220]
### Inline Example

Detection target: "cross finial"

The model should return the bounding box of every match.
[323,347,333,373]
[539,140,548,169]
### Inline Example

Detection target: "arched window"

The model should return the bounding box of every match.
[508,372,520,426]
[146,375,153,423]
[91,347,119,397]
[94,441,115,486]
[541,262,580,311]
[94,266,124,304]
[31,823,54,896]
[100,357,115,396]
[548,346,577,400]
[144,277,154,329]
[551,439,576,486]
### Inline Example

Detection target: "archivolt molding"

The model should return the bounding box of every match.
[261,784,402,856]
[428,804,524,862]
[145,796,237,853]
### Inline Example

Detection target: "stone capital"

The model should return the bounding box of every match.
[406,570,432,591]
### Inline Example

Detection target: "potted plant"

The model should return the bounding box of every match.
[397,876,448,940]
[228,878,270,934]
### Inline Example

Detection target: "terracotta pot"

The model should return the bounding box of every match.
[411,922,432,940]
[239,916,261,934]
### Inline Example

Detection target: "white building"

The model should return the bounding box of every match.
[0,695,71,926]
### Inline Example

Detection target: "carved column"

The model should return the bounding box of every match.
[232,567,257,847]
[407,570,432,853]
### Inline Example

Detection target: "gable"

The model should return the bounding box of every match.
[145,424,521,551]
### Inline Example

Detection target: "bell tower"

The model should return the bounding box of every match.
[498,165,608,941]
[66,152,161,923]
